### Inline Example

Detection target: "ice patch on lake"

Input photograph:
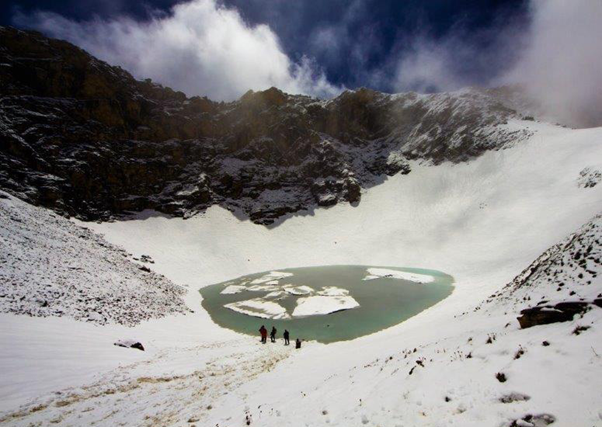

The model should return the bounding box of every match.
[282,285,314,295]
[221,285,246,295]
[247,284,280,292]
[224,298,290,320]
[292,295,360,317]
[317,286,349,296]
[250,271,293,284]
[363,268,435,284]
[264,290,286,299]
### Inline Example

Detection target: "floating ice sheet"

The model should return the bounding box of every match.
[247,284,280,292]
[363,268,435,284]
[220,285,246,295]
[317,286,349,297]
[282,285,314,295]
[224,298,290,319]
[264,290,286,299]
[250,271,294,285]
[292,295,360,317]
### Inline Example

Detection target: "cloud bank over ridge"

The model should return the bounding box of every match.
[15,0,343,101]
[14,0,602,127]
[390,0,602,127]
[507,0,602,127]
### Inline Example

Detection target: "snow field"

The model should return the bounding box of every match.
[1,120,601,426]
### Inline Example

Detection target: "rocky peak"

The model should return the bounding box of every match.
[240,87,288,107]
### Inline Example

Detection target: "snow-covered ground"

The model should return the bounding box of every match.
[0,194,189,326]
[1,120,601,426]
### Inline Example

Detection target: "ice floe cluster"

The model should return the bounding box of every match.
[220,271,360,319]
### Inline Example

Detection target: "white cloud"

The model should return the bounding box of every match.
[14,0,602,127]
[391,0,602,127]
[16,0,343,101]
[392,34,476,93]
[506,0,602,127]
[306,0,384,88]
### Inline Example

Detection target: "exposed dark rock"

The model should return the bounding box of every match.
[139,255,154,264]
[114,340,145,351]
[517,301,591,329]
[510,413,556,427]
[0,26,531,225]
[130,342,145,351]
[500,392,530,404]
[514,346,525,359]
[577,167,602,188]
[572,325,590,335]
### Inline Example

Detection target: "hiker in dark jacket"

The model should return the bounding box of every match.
[259,325,267,344]
[270,326,277,343]
[283,329,290,345]
[295,338,302,349]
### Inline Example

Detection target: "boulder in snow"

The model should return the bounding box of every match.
[517,301,590,329]
[114,339,145,351]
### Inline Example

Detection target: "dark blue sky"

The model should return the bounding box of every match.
[2,0,527,91]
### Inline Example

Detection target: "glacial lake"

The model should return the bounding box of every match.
[199,265,454,343]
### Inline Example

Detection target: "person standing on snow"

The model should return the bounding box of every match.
[283,329,290,345]
[270,326,277,343]
[295,338,302,349]
[259,325,267,344]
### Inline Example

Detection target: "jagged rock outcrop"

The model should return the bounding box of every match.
[114,340,145,351]
[0,26,531,225]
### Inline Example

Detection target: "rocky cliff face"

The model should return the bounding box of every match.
[0,26,531,225]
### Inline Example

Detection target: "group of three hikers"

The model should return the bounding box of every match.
[259,325,301,348]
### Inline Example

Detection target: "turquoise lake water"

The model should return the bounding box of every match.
[199,265,454,343]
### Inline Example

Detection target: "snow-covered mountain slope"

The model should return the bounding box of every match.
[0,191,189,325]
[0,122,601,427]
[82,121,602,291]
[1,27,536,226]
[490,214,602,311]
